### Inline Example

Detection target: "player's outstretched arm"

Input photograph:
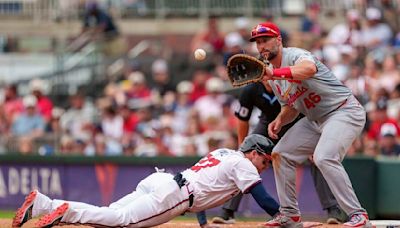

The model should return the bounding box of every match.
[248,182,280,217]
[265,60,317,81]
[290,60,317,80]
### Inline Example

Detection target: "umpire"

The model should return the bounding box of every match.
[211,79,347,224]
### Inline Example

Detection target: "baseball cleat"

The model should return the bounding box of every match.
[343,212,373,228]
[12,189,38,227]
[326,205,347,224]
[35,202,69,228]
[211,216,236,224]
[262,213,303,228]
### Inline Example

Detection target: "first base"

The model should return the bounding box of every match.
[371,220,400,228]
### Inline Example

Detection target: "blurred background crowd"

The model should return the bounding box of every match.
[0,0,399,158]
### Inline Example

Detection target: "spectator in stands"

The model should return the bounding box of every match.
[223,17,255,56]
[362,7,393,57]
[120,105,138,134]
[234,17,250,41]
[330,45,355,82]
[127,71,151,100]
[60,94,96,142]
[193,77,228,128]
[325,9,363,47]
[362,55,382,96]
[377,54,400,93]
[182,113,208,156]
[82,1,119,39]
[133,127,159,157]
[367,98,400,140]
[378,123,400,156]
[344,64,368,104]
[11,95,45,137]
[2,84,23,128]
[59,135,75,155]
[190,70,211,102]
[80,1,125,57]
[0,102,6,149]
[151,59,175,97]
[29,79,53,123]
[190,16,225,54]
[101,106,124,142]
[10,95,45,154]
[171,81,194,134]
[387,83,400,121]
[46,107,64,134]
[380,0,400,35]
[85,133,123,156]
[223,32,245,65]
[324,10,363,66]
[221,131,239,150]
[300,3,323,48]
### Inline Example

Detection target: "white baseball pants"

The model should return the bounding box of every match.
[32,172,193,227]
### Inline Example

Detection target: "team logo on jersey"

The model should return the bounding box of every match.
[273,82,299,102]
[287,86,308,106]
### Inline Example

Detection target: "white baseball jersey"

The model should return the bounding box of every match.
[182,148,262,212]
[269,47,352,121]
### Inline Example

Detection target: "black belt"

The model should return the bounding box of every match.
[173,173,194,207]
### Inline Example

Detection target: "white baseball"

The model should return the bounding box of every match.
[194,48,206,61]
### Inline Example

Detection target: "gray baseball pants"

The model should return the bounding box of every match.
[272,96,366,216]
[222,118,338,213]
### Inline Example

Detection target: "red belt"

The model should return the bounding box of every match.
[327,99,348,115]
[336,99,347,110]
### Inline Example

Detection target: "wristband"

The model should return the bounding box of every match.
[273,67,293,79]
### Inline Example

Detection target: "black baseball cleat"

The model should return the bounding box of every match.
[35,202,69,228]
[12,190,38,227]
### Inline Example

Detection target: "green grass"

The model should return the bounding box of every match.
[0,211,15,218]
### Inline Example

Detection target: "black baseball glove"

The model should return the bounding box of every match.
[227,54,266,87]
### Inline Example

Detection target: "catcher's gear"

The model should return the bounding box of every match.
[227,54,266,87]
[239,134,274,155]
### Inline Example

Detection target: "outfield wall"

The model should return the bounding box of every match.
[0,155,398,219]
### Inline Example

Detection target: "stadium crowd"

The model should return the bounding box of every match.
[0,1,399,158]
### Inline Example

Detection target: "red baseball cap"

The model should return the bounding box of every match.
[249,22,281,42]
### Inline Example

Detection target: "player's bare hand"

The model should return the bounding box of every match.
[262,66,273,81]
[268,119,282,139]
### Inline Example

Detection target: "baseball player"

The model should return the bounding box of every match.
[212,79,346,224]
[13,134,280,228]
[247,21,372,228]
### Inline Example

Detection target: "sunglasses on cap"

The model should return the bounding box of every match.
[251,143,273,161]
[251,26,279,38]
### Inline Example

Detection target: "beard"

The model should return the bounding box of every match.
[267,50,278,61]
[259,48,278,61]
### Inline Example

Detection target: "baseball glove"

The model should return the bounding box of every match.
[227,54,266,87]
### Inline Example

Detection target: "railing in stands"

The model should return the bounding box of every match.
[0,0,397,22]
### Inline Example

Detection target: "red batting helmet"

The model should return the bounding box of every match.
[249,22,280,42]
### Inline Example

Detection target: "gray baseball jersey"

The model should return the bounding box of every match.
[269,47,367,217]
[269,47,352,121]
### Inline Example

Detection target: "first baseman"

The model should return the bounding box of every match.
[248,21,372,228]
